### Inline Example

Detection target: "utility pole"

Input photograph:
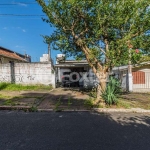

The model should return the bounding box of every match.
[128,48,132,74]
[48,43,51,62]
[128,46,133,92]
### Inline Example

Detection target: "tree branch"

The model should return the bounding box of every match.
[91,41,106,55]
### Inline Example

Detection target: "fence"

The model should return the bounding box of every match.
[133,70,150,91]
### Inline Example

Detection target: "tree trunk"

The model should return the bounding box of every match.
[95,70,107,105]
[75,39,108,103]
[48,43,50,62]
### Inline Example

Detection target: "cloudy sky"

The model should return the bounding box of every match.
[0,0,60,62]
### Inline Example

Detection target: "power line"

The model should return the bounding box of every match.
[0,3,37,5]
[0,17,42,19]
[0,14,46,16]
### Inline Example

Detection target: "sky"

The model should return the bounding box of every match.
[0,0,60,63]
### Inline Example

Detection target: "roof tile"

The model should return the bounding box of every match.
[0,48,26,61]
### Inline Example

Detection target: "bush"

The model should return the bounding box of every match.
[102,76,121,105]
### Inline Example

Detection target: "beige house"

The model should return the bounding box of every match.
[113,61,150,92]
[0,46,31,63]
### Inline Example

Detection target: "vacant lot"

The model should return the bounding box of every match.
[0,88,90,110]
[118,92,150,110]
[0,87,150,110]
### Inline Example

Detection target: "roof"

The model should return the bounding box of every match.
[112,65,128,71]
[56,58,150,70]
[55,64,89,67]
[61,60,87,63]
[112,61,150,71]
[55,60,89,67]
[0,46,27,62]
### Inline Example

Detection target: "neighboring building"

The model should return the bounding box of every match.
[55,54,89,83]
[0,46,31,63]
[112,61,150,92]
[40,54,50,62]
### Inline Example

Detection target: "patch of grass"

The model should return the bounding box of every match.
[29,106,38,112]
[98,103,105,108]
[0,82,8,90]
[68,96,72,108]
[3,100,16,106]
[88,88,97,98]
[0,82,52,91]
[0,94,11,99]
[116,99,131,109]
[84,97,95,109]
[54,96,62,111]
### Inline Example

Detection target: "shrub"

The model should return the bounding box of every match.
[102,76,121,105]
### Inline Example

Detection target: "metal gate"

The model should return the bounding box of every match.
[132,70,150,90]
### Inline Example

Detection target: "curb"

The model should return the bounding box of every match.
[93,108,150,113]
[0,106,150,113]
[0,106,30,111]
[37,109,91,112]
[38,108,150,113]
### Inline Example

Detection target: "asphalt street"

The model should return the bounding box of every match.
[0,111,150,150]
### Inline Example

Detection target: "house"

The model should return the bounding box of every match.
[55,54,90,86]
[0,46,31,63]
[55,54,150,92]
[112,61,150,92]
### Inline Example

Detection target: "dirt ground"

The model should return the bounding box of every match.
[119,92,150,109]
[0,88,90,110]
[0,88,150,110]
[37,88,90,110]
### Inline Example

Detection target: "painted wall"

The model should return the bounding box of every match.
[0,63,55,87]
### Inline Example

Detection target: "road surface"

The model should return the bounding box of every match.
[0,111,150,150]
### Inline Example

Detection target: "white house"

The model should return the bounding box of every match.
[55,54,150,92]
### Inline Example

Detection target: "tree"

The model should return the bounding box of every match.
[37,0,150,103]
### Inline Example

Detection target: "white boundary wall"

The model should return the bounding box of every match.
[0,63,55,88]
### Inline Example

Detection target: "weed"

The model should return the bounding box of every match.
[98,104,105,108]
[68,96,72,108]
[0,82,8,90]
[54,96,62,111]
[89,88,97,98]
[3,100,16,106]
[117,99,131,109]
[84,97,94,109]
[0,94,11,99]
[29,106,38,112]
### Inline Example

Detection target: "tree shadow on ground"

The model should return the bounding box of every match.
[21,90,91,110]
[0,110,150,150]
[86,111,150,150]
[0,88,91,110]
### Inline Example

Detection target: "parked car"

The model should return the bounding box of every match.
[61,71,71,87]
[83,74,99,89]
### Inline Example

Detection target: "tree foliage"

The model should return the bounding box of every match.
[37,0,150,99]
[37,0,150,65]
